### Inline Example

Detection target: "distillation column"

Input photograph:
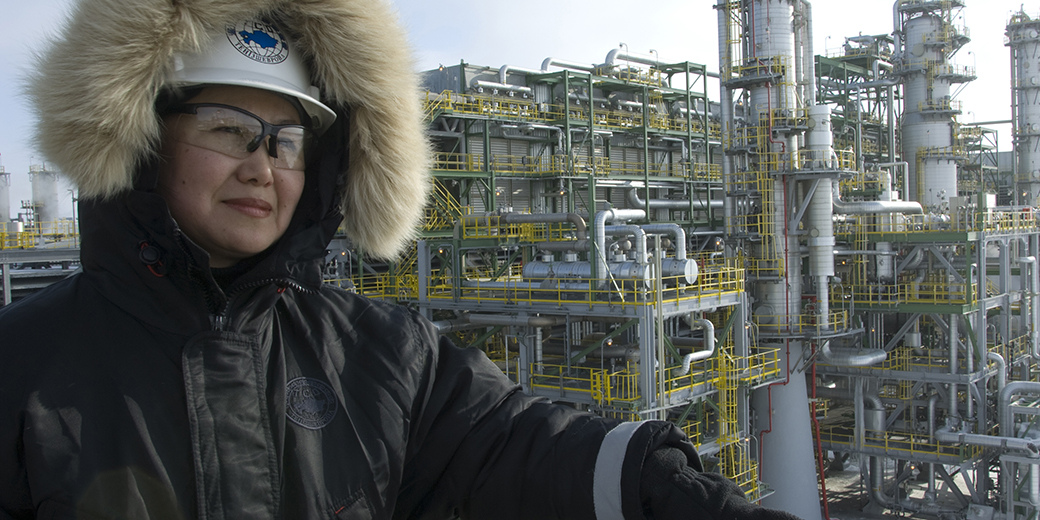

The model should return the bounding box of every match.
[731,1,822,518]
[1007,11,1040,204]
[895,0,970,209]
[30,165,60,236]
[0,168,9,233]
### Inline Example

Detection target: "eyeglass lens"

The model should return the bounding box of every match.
[173,105,309,171]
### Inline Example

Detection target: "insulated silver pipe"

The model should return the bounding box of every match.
[949,315,959,418]
[499,64,544,85]
[540,57,596,73]
[832,182,924,215]
[988,352,1007,394]
[471,79,533,95]
[626,188,723,210]
[676,318,715,375]
[1001,382,1040,437]
[603,225,648,265]
[433,313,568,333]
[640,223,688,260]
[934,427,1039,455]
[603,47,661,68]
[819,341,887,366]
[594,209,646,282]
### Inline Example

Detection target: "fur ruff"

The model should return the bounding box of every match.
[29,0,431,259]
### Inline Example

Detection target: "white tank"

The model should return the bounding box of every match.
[744,3,820,518]
[748,0,797,127]
[30,166,60,235]
[0,169,9,233]
[1007,15,1040,202]
[899,11,963,208]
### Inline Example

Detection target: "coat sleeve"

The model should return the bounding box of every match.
[393,314,699,520]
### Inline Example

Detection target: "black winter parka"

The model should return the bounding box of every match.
[0,145,697,520]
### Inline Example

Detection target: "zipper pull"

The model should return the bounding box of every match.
[210,312,228,331]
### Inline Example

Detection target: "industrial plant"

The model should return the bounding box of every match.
[6,1,1040,519]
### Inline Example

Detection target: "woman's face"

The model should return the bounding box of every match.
[156,86,306,268]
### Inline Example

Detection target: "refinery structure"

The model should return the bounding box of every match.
[6,1,1040,519]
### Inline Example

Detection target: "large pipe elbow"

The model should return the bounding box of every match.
[679,319,716,374]
[832,182,923,215]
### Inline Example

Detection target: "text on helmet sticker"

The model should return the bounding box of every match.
[226,19,290,65]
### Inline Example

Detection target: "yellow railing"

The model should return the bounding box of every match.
[752,311,850,335]
[840,280,976,307]
[0,221,79,250]
[835,208,1040,237]
[428,261,745,308]
[422,89,721,139]
[529,362,641,406]
[720,441,762,501]
[918,98,962,113]
[818,426,983,461]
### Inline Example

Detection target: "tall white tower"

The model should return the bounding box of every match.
[1007,10,1040,204]
[894,0,973,209]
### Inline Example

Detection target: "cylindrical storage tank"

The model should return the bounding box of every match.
[30,167,60,236]
[1007,15,1040,202]
[0,170,9,233]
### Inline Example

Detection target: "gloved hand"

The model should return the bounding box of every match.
[639,447,803,520]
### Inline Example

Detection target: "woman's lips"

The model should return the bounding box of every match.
[223,198,273,218]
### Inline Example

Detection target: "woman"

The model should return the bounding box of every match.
[0,1,801,519]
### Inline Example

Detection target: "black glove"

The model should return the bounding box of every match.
[639,447,804,520]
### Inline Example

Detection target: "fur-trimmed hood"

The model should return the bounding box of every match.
[29,0,430,260]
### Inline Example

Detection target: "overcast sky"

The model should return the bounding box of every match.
[0,0,1029,219]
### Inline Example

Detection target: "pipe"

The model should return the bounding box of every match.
[949,315,959,419]
[603,225,648,265]
[802,0,816,106]
[819,341,887,366]
[988,352,1007,395]
[934,426,1039,455]
[535,240,591,252]
[501,211,588,240]
[640,224,688,260]
[540,57,596,74]
[470,79,533,96]
[519,342,641,363]
[626,188,723,210]
[433,313,568,333]
[1001,382,1040,437]
[594,209,646,282]
[603,47,662,68]
[1021,256,1040,360]
[877,161,909,196]
[676,319,716,375]
[499,64,544,85]
[831,182,924,215]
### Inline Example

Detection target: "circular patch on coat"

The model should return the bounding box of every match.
[226,19,290,65]
[286,377,338,430]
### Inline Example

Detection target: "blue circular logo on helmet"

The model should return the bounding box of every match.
[226,19,290,65]
[286,377,338,430]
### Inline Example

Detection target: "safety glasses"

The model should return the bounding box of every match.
[169,103,313,171]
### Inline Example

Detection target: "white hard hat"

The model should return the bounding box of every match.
[168,18,337,133]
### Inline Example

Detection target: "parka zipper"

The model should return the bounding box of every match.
[210,278,315,331]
